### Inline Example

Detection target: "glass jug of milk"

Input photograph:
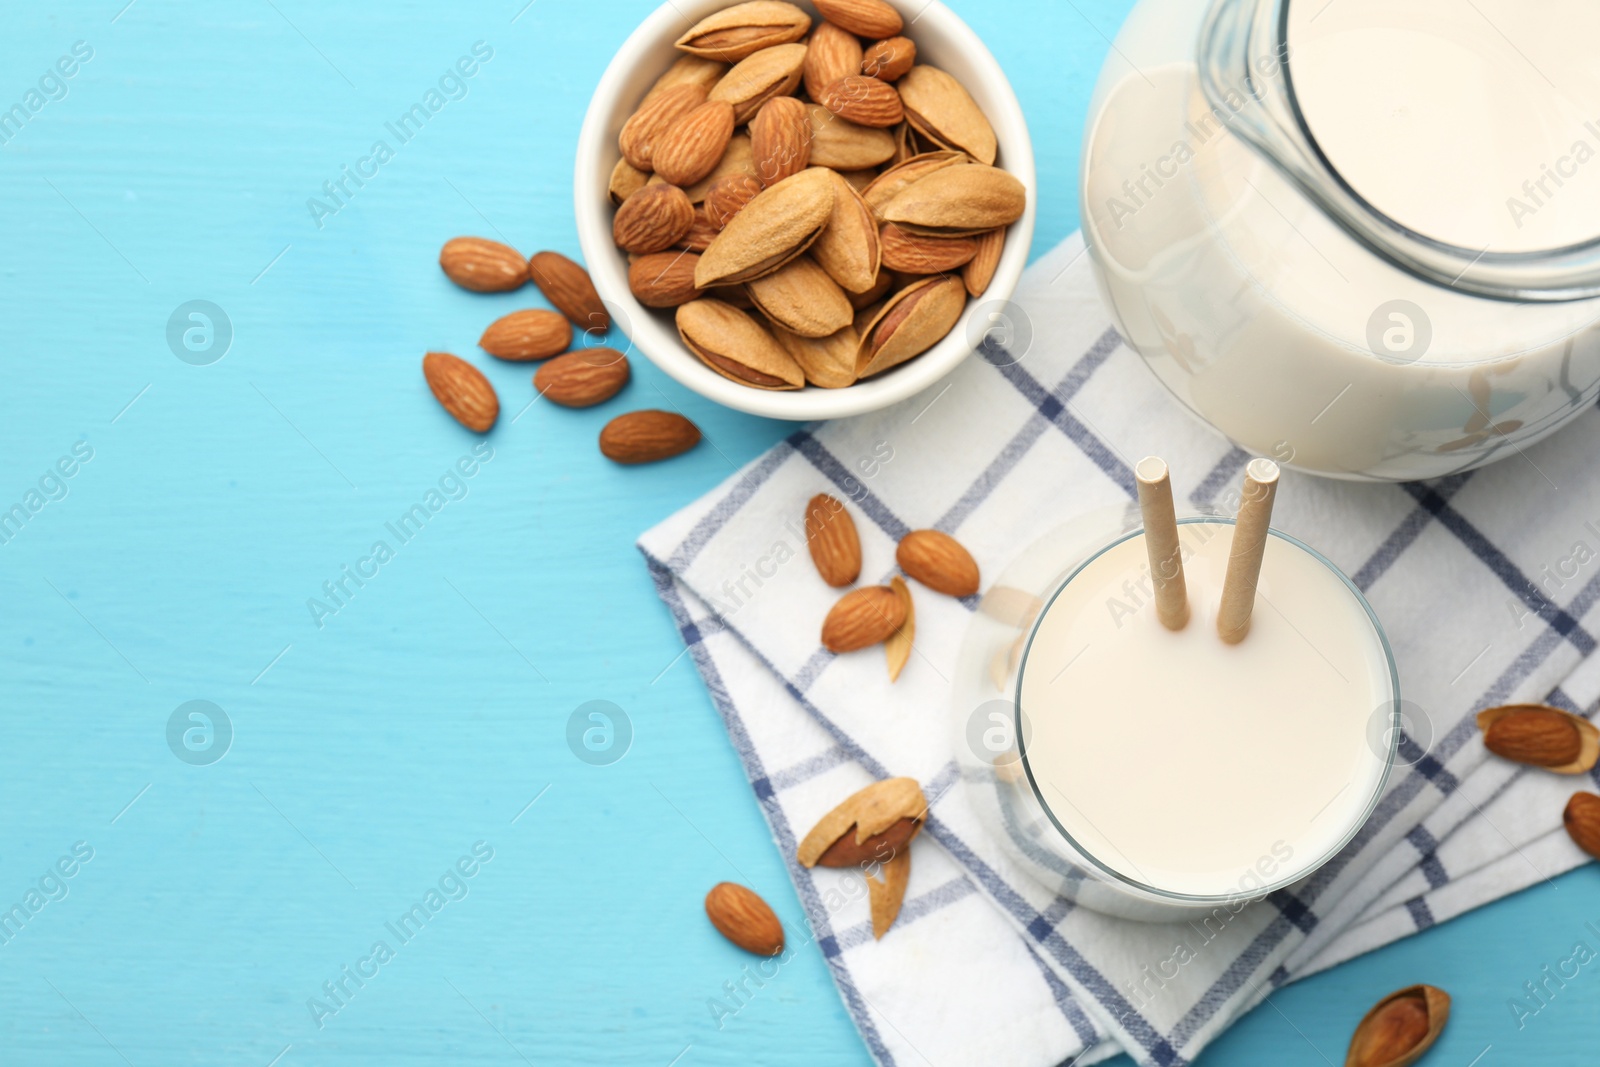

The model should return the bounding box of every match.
[1082,0,1600,480]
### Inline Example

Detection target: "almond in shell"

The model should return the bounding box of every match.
[534,348,630,408]
[479,309,572,362]
[439,237,527,293]
[964,226,1005,296]
[528,251,610,333]
[897,529,980,597]
[804,493,862,587]
[822,586,907,652]
[811,169,882,293]
[643,54,728,103]
[675,1,811,62]
[775,324,859,389]
[609,158,651,205]
[862,150,969,222]
[897,65,998,165]
[677,298,805,390]
[804,19,864,100]
[704,882,785,956]
[1477,704,1600,773]
[857,275,968,378]
[423,352,498,433]
[709,43,808,124]
[653,100,737,187]
[614,183,696,254]
[745,256,854,338]
[1344,985,1449,1067]
[695,167,836,288]
[805,104,898,170]
[797,777,927,869]
[882,163,1026,236]
[630,251,703,307]
[599,410,701,464]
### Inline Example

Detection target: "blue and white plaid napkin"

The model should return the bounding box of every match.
[638,234,1600,1066]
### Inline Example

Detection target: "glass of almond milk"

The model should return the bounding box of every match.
[1082,0,1600,480]
[952,495,1398,920]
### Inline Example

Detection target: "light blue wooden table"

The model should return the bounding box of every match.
[2,1,1593,1063]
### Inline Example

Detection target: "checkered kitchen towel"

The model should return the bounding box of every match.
[638,233,1600,1066]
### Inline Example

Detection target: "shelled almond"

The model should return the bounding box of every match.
[608,0,1025,392]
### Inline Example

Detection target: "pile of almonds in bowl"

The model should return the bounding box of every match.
[604,0,1028,394]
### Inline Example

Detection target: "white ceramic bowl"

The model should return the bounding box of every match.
[575,0,1037,421]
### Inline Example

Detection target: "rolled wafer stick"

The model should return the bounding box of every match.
[1135,456,1188,630]
[1217,458,1281,644]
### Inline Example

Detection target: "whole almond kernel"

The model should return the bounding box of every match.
[1344,986,1449,1067]
[863,37,916,82]
[814,0,903,38]
[423,352,498,433]
[880,223,978,273]
[676,2,811,62]
[439,237,527,293]
[750,96,812,187]
[818,815,919,867]
[479,309,572,362]
[804,20,865,100]
[528,251,610,333]
[599,410,701,464]
[534,349,630,408]
[822,585,907,652]
[705,172,765,229]
[821,76,905,128]
[1478,704,1598,772]
[630,251,703,308]
[805,493,862,587]
[897,529,980,597]
[614,183,696,254]
[704,882,784,956]
[618,83,707,171]
[797,777,927,869]
[679,207,720,252]
[653,100,737,187]
[1564,792,1600,859]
